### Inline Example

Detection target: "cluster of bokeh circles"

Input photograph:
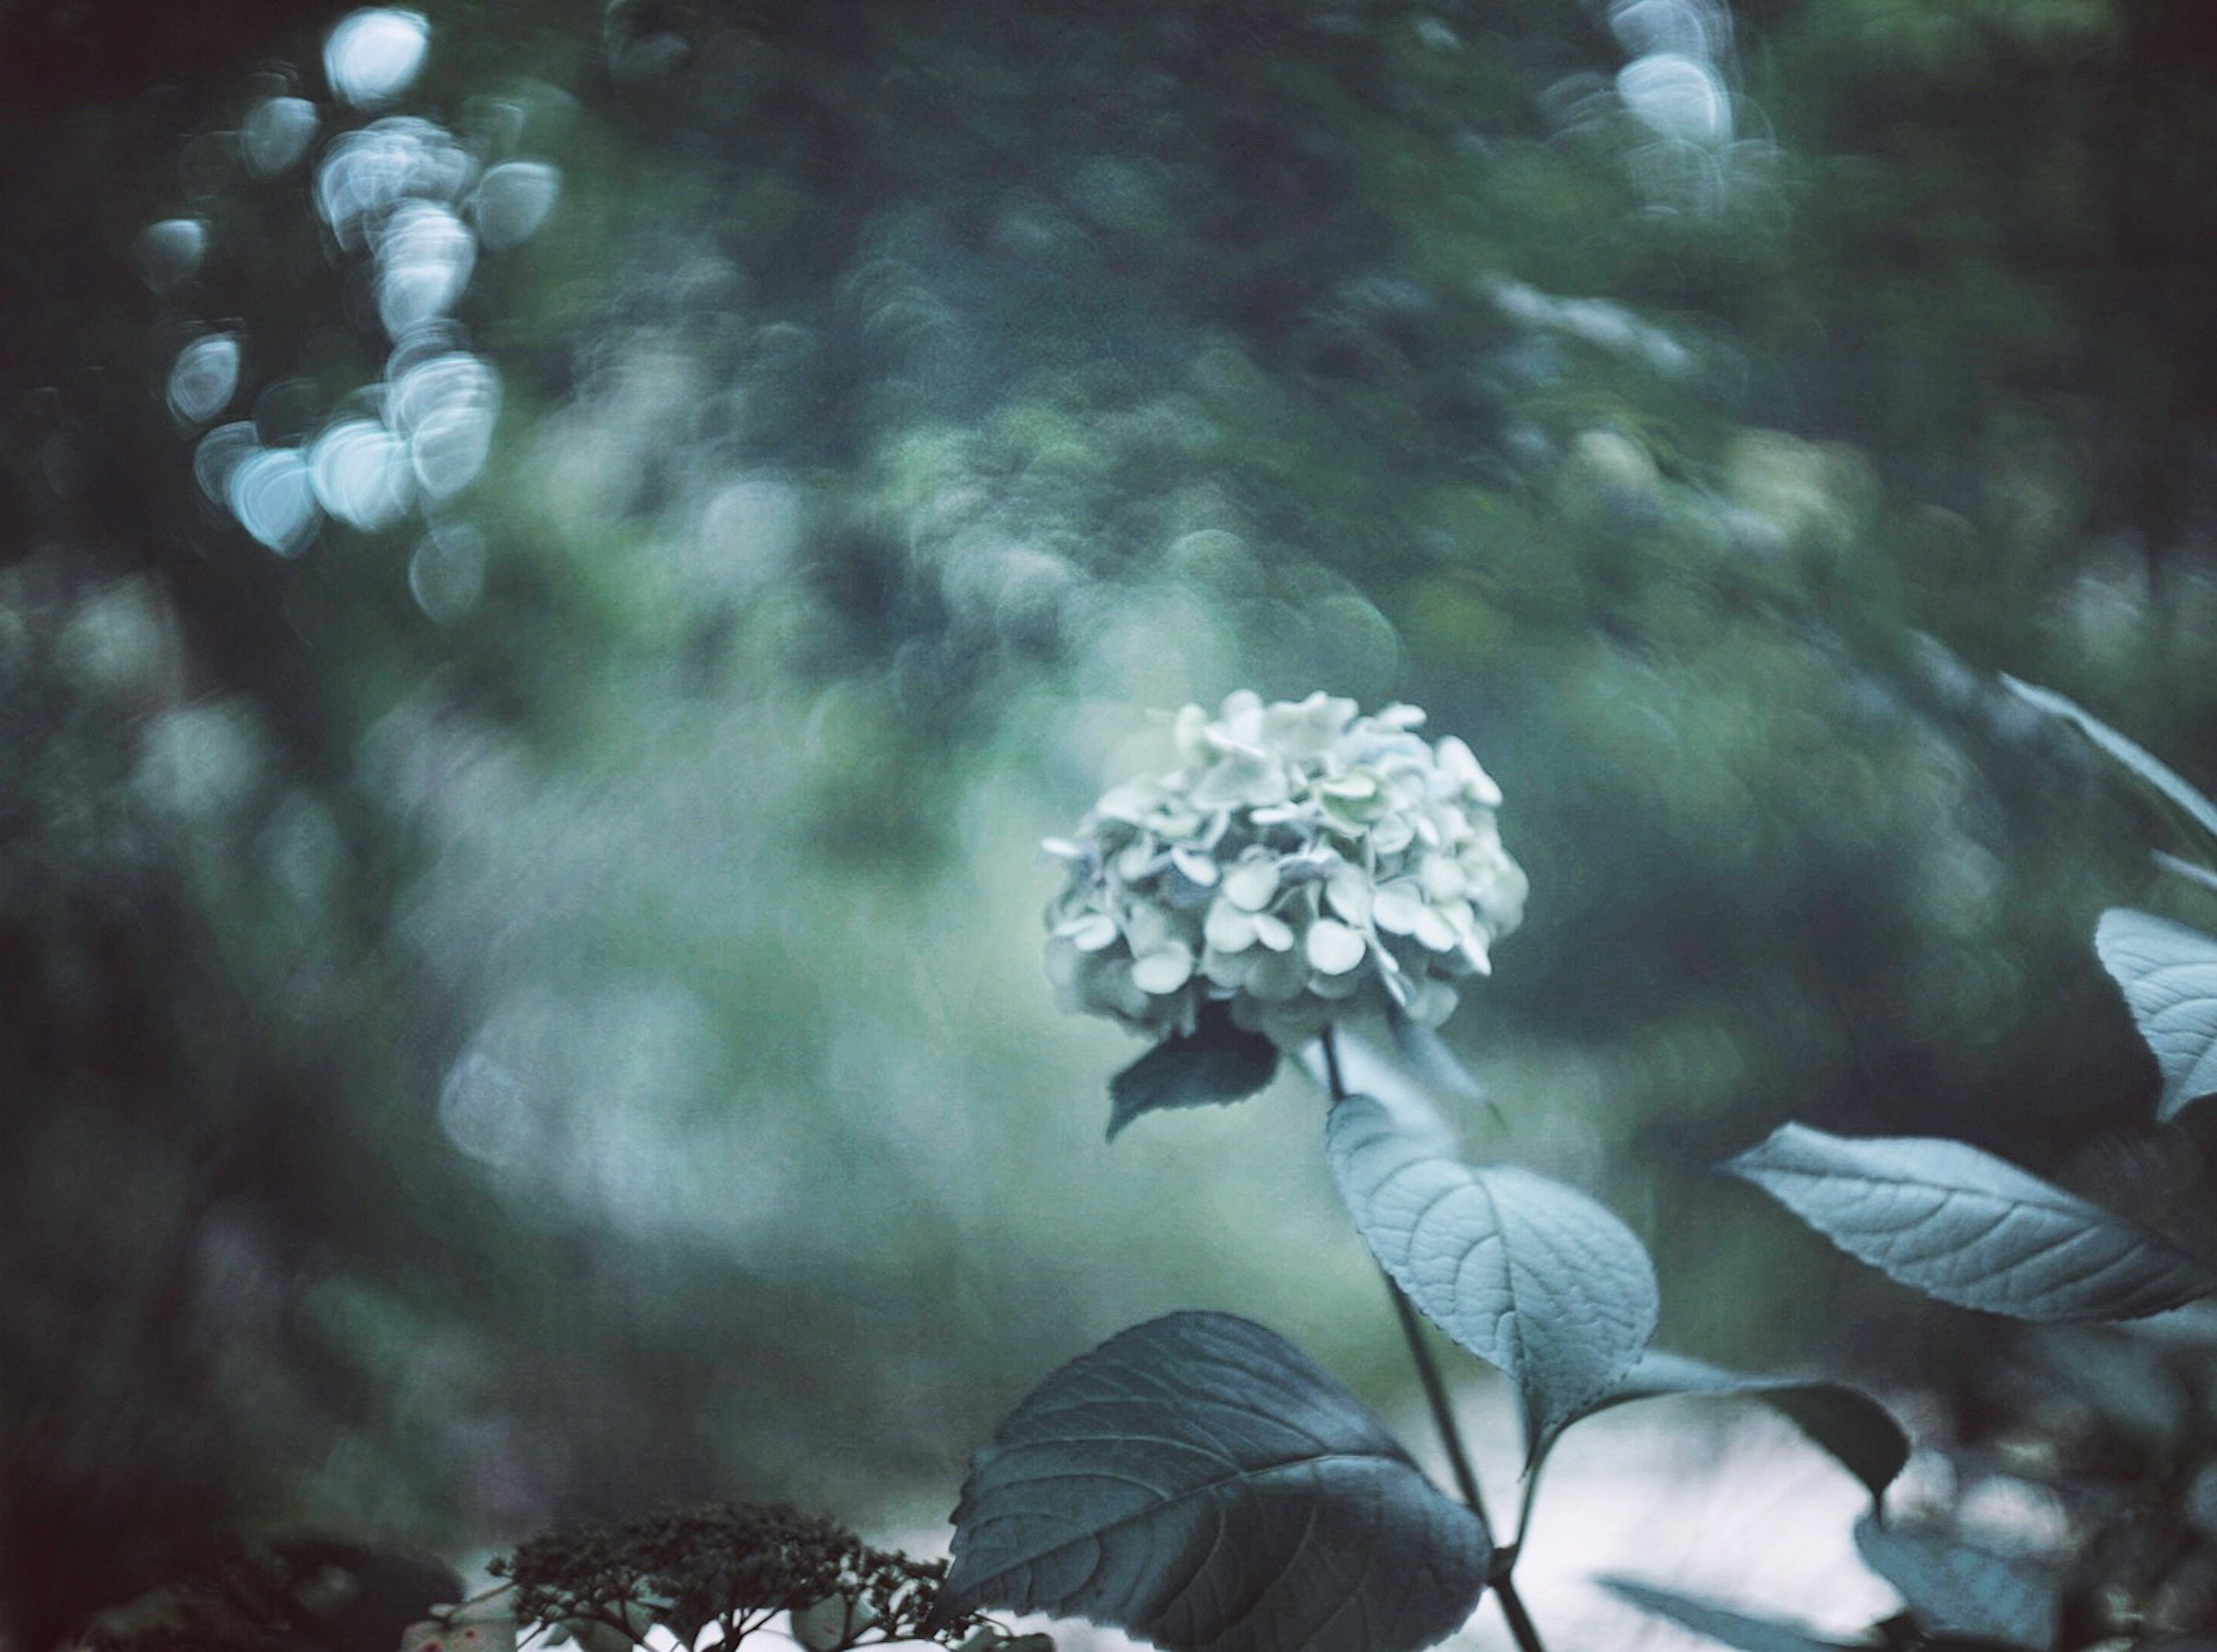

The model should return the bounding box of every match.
[135,8,562,621]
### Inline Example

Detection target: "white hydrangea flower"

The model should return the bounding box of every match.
[1044,691,1528,1047]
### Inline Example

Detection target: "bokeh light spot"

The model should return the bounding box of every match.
[325,9,431,110]
[409,524,488,624]
[167,334,242,427]
[132,218,207,292]
[308,417,416,531]
[242,95,320,177]
[225,446,321,554]
[471,161,561,252]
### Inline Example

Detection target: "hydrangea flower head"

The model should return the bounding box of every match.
[1044,691,1527,1047]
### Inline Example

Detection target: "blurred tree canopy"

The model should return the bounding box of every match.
[6,0,2217,1646]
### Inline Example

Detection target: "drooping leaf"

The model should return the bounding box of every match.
[1725,1124,2217,1322]
[1543,1349,1907,1511]
[2004,677,2217,856]
[930,1311,1491,1652]
[1854,1517,2060,1651]
[1107,1002,1279,1140]
[1327,1088,1659,1455]
[1601,1578,1862,1652]
[2095,908,2217,1122]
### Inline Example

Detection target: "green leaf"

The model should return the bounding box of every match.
[1854,1517,2059,1651]
[1107,1002,1279,1140]
[930,1311,1491,1652]
[2004,676,2217,858]
[2096,908,2217,1122]
[1725,1123,2216,1322]
[1548,1349,1908,1510]
[1327,1087,1658,1456]
[1600,1578,1862,1652]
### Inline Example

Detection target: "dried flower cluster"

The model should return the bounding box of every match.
[496,1504,981,1652]
[1045,692,1526,1046]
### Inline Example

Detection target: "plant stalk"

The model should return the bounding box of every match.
[1319,1025,1548,1652]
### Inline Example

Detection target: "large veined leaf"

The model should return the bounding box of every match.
[1542,1349,1908,1511]
[1726,1124,2216,1322]
[1854,1517,2060,1651]
[1602,1578,1861,1652]
[1326,1088,1659,1453]
[930,1311,1491,1652]
[2005,677,2217,855]
[1107,1002,1279,1140]
[2096,908,2217,1123]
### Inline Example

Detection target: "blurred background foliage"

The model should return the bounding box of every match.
[6,0,2217,1644]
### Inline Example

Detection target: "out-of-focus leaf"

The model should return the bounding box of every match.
[1107,1004,1279,1140]
[1600,1577,1861,1652]
[1327,1087,1658,1455]
[930,1311,1490,1652]
[1725,1123,2216,1321]
[1380,1009,1488,1109]
[2095,909,2217,1122]
[278,1542,465,1652]
[1854,1517,2059,1651]
[2154,852,2217,896]
[1546,1349,1907,1510]
[2005,677,2217,856]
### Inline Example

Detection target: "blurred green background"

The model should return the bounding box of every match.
[5,0,2217,1644]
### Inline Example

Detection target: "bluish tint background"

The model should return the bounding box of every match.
[3,1,2215,1645]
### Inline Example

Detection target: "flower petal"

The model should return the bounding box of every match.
[1324,866,1374,925]
[1224,857,1280,912]
[1131,943,1196,995]
[1205,901,1259,953]
[1371,814,1415,856]
[1305,919,1367,975]
[1171,846,1221,887]
[1373,882,1429,936]
[1413,905,1458,953]
[1123,901,1175,956]
[1419,854,1467,901]
[1058,912,1121,952]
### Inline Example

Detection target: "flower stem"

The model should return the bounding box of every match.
[1319,1025,1548,1652]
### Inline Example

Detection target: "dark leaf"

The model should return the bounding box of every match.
[1725,1124,2216,1322]
[1601,1578,1862,1652]
[2095,909,2217,1122]
[1854,1517,2059,1651]
[1548,1349,1907,1510]
[1327,1088,1658,1456]
[1107,1004,1279,1140]
[931,1311,1490,1652]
